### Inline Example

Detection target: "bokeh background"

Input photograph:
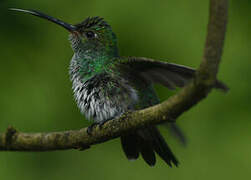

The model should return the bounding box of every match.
[0,0,250,179]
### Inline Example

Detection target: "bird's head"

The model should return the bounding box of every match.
[10,8,119,58]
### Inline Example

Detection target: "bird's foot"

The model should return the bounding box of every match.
[86,119,112,135]
[87,122,99,135]
[98,119,109,128]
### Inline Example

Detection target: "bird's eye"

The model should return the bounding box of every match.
[85,31,96,39]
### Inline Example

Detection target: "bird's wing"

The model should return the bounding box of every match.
[118,57,228,91]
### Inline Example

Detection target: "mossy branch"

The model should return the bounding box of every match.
[0,0,228,151]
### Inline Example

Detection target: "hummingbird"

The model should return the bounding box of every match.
[10,8,227,167]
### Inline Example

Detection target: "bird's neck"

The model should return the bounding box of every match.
[71,49,117,82]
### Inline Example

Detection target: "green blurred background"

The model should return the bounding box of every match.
[0,0,250,179]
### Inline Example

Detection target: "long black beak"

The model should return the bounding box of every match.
[9,8,76,32]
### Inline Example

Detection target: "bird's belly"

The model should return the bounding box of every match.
[76,89,122,122]
[72,74,138,123]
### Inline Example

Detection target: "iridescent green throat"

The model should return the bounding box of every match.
[78,55,116,80]
[71,39,119,81]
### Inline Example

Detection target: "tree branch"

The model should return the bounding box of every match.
[0,0,228,151]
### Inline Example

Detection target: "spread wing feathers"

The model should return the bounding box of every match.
[119,57,228,91]
[121,127,178,167]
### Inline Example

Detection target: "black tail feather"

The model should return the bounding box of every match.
[121,134,139,160]
[167,123,187,146]
[140,141,156,166]
[121,126,178,167]
[149,127,179,167]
